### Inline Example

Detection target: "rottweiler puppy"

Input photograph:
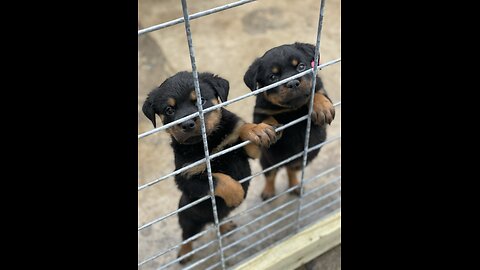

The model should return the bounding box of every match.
[243,42,335,200]
[142,71,278,263]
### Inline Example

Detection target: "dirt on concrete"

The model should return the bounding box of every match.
[138,0,341,269]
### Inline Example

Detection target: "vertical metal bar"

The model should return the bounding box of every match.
[179,0,226,269]
[295,0,327,232]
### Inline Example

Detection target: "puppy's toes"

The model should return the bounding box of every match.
[245,131,261,145]
[254,129,271,147]
[177,243,193,264]
[311,110,326,126]
[330,106,336,120]
[264,126,278,144]
[220,221,237,235]
[252,123,276,147]
[291,187,301,197]
[261,190,275,201]
[179,256,193,265]
[324,111,333,125]
[323,105,336,125]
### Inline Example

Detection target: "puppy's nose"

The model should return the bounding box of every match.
[286,79,300,89]
[181,119,196,132]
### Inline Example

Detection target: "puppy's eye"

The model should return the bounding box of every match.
[297,63,306,72]
[269,74,278,81]
[164,106,175,116]
[201,98,207,105]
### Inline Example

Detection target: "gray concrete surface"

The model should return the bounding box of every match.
[138,0,341,269]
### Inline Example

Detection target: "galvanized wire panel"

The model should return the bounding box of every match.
[138,0,341,269]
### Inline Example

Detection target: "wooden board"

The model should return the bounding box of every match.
[234,211,341,270]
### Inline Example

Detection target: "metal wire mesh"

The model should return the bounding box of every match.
[138,0,340,269]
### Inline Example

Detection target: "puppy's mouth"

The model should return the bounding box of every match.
[172,133,203,145]
[271,87,311,109]
[182,135,203,144]
[169,110,222,145]
[281,93,311,108]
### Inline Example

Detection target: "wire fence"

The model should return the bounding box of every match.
[138,0,340,269]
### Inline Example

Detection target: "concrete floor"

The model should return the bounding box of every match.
[138,0,341,269]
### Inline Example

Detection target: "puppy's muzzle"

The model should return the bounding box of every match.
[286,79,300,89]
[181,119,196,132]
[170,118,202,144]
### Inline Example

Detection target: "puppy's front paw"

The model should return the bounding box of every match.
[240,123,279,147]
[312,93,335,126]
[213,173,245,207]
[220,221,238,235]
[177,243,193,264]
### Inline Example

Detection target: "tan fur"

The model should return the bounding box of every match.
[177,242,193,264]
[181,163,206,177]
[291,59,299,66]
[166,125,182,140]
[314,92,332,107]
[244,144,261,159]
[263,89,289,108]
[239,123,277,147]
[213,173,244,207]
[261,170,277,200]
[220,221,237,234]
[263,79,313,108]
[312,92,335,125]
[190,91,196,101]
[286,167,299,188]
[205,109,222,134]
[181,117,241,177]
[299,78,313,90]
[213,120,244,153]
[167,98,176,107]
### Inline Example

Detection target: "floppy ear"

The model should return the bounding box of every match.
[294,42,317,61]
[201,73,230,102]
[142,97,157,128]
[243,58,262,91]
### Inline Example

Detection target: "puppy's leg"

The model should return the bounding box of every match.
[177,206,203,264]
[261,168,278,201]
[177,242,193,265]
[286,165,301,196]
[311,90,335,126]
[213,173,245,207]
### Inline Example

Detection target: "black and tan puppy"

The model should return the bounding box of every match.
[243,42,335,200]
[142,71,278,263]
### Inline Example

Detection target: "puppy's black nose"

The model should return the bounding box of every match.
[286,79,300,89]
[181,119,196,131]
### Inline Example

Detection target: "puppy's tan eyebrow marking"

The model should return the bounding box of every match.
[291,59,299,66]
[271,66,279,74]
[167,98,176,107]
[190,91,197,101]
[211,98,219,105]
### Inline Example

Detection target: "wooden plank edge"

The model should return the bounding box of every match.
[233,211,341,270]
